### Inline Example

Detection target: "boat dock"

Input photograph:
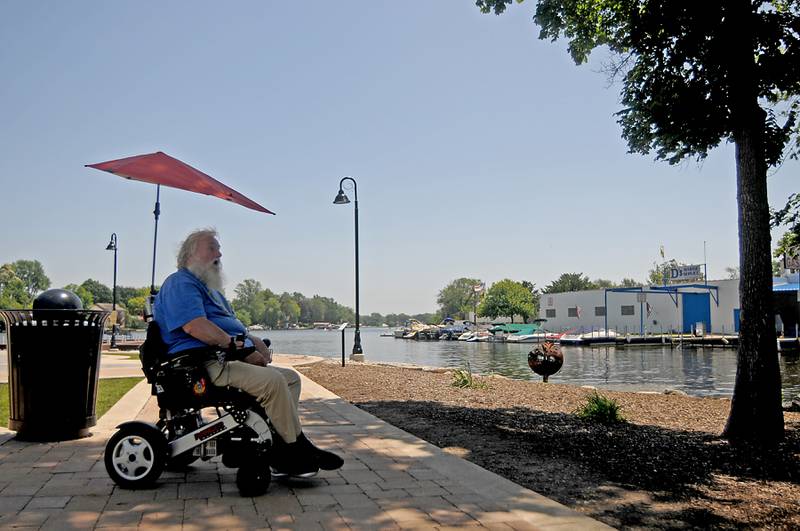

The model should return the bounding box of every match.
[386,327,800,351]
[565,333,799,351]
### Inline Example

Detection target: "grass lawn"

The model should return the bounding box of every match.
[0,377,142,428]
[102,350,141,360]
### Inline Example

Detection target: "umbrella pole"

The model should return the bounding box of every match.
[150,184,161,296]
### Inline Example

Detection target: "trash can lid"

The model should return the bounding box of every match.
[33,289,83,310]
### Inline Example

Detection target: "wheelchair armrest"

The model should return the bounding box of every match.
[160,345,256,371]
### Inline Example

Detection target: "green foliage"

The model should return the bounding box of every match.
[773,229,799,263]
[235,308,252,327]
[520,280,541,319]
[126,314,146,330]
[647,260,691,286]
[0,378,141,428]
[117,286,150,309]
[126,295,147,318]
[62,283,94,309]
[576,392,625,425]
[772,193,800,260]
[475,0,520,16]
[80,279,113,304]
[542,274,640,292]
[279,294,301,323]
[543,273,595,293]
[0,264,31,309]
[437,278,483,320]
[10,260,50,298]
[362,312,385,326]
[384,313,412,327]
[231,282,355,328]
[233,279,266,323]
[773,258,784,276]
[478,279,536,323]
[263,296,283,328]
[0,384,6,426]
[451,362,487,389]
[476,0,799,442]
[234,279,263,310]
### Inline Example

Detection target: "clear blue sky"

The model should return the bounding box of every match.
[1,1,796,315]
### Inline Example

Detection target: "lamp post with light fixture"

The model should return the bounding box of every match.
[333,177,364,361]
[105,233,118,349]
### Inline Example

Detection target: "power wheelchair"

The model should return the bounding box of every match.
[104,322,280,496]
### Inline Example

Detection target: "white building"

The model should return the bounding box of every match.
[538,279,742,335]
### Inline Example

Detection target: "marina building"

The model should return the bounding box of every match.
[538,275,799,337]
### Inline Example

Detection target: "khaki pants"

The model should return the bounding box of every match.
[204,360,302,443]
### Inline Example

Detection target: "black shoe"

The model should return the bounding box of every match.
[271,437,319,478]
[297,432,344,471]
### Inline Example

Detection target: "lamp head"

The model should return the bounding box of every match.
[333,190,350,205]
[106,233,117,251]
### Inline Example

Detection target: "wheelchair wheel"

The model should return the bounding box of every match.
[105,425,167,489]
[236,461,271,497]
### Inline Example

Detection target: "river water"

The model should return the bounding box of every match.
[249,327,800,400]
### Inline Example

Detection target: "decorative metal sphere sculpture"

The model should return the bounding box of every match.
[528,341,564,382]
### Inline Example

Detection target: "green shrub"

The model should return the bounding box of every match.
[576,392,625,425]
[451,362,487,389]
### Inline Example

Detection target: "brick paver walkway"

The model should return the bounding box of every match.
[0,359,612,530]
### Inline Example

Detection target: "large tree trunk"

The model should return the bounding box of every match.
[723,126,785,443]
[722,0,784,443]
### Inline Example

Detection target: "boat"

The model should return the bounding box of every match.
[558,328,617,346]
[393,318,423,338]
[465,330,492,342]
[437,318,473,340]
[397,319,437,340]
[506,331,551,343]
[488,322,544,342]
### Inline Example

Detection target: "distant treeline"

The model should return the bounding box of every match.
[230,279,437,328]
[0,261,439,329]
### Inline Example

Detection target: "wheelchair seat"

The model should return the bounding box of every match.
[139,321,258,411]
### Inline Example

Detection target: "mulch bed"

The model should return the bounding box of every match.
[299,360,800,530]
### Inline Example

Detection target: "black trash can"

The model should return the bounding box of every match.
[0,305,110,441]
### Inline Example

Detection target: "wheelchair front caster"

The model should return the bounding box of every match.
[105,424,168,489]
[236,462,271,497]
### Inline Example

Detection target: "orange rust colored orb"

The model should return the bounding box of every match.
[528,341,564,377]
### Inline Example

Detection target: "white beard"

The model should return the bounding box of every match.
[188,260,225,293]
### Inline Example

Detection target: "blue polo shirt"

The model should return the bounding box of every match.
[154,268,249,356]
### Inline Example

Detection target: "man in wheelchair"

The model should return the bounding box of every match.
[153,228,343,478]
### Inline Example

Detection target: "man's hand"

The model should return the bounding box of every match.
[249,335,273,364]
[243,351,269,366]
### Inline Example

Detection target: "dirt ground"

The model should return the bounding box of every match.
[299,360,800,530]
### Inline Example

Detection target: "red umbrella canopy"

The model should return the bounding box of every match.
[86,151,274,214]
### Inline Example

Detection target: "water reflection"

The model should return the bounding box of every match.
[252,328,798,399]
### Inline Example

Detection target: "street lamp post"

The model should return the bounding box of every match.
[333,177,364,361]
[105,233,118,349]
